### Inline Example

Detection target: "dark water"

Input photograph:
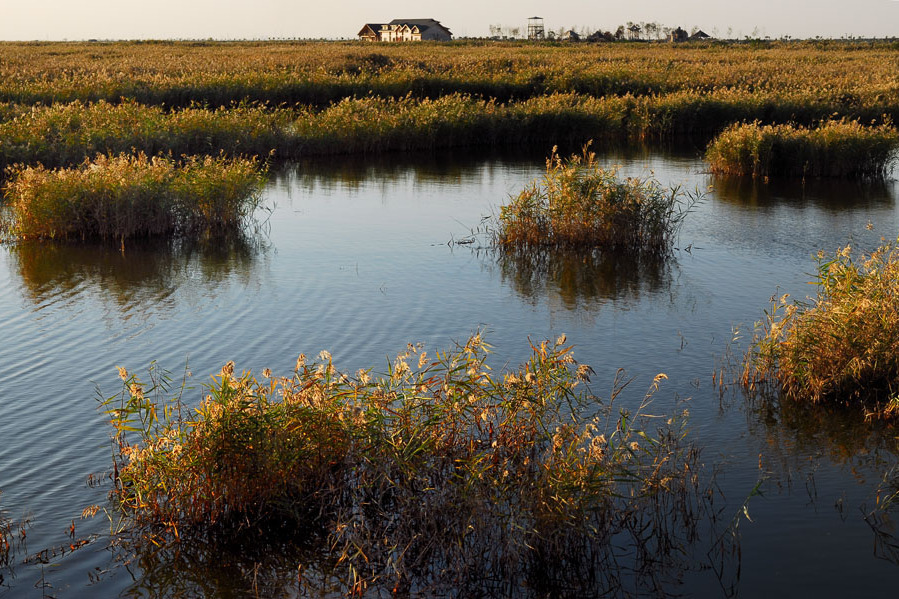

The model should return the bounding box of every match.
[1,146,898,597]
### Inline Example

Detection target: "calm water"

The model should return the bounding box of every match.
[1,147,898,597]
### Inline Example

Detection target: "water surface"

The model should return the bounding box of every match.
[1,147,898,597]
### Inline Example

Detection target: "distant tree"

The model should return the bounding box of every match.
[615,25,625,40]
[627,22,642,40]
[489,24,502,38]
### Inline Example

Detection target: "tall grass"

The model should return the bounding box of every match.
[2,153,266,240]
[742,241,899,418]
[104,335,724,595]
[706,119,899,178]
[1,41,897,111]
[496,145,697,254]
[2,92,898,172]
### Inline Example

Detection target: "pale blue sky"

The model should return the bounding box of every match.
[1,0,897,40]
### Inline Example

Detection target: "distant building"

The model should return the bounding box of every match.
[690,30,712,41]
[358,24,384,42]
[561,30,580,42]
[357,19,452,42]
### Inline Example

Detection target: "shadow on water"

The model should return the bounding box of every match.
[7,234,269,314]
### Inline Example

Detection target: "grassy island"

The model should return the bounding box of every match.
[105,335,720,594]
[742,241,899,419]
[706,120,899,178]
[495,146,697,254]
[2,153,266,241]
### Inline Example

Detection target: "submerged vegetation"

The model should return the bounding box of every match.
[496,146,696,254]
[742,241,899,419]
[2,153,266,241]
[706,119,899,178]
[105,335,727,595]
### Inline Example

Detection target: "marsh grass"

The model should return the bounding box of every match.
[496,145,697,255]
[741,241,899,418]
[2,153,266,241]
[103,335,726,595]
[706,119,899,178]
[0,492,30,584]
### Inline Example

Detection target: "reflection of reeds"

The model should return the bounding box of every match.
[3,153,266,240]
[707,120,899,179]
[496,145,697,255]
[496,245,671,309]
[104,335,728,596]
[9,233,265,310]
[742,241,899,419]
[710,172,897,210]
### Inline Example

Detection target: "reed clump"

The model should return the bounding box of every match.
[105,335,720,594]
[706,119,899,178]
[2,153,266,241]
[742,241,899,418]
[496,145,697,254]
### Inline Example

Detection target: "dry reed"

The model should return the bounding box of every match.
[2,153,266,241]
[742,240,899,418]
[103,335,724,595]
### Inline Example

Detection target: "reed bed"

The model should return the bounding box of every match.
[104,335,723,595]
[0,41,897,110]
[2,153,266,240]
[707,120,899,178]
[742,241,899,419]
[496,146,697,254]
[2,91,898,172]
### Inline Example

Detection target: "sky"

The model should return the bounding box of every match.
[1,0,897,41]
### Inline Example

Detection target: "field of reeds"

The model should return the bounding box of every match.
[741,241,899,419]
[707,119,899,178]
[2,153,266,240]
[0,40,896,108]
[104,334,727,595]
[495,145,697,254]
[0,40,896,176]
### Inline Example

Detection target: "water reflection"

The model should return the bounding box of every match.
[746,395,899,476]
[9,234,269,315]
[741,392,899,562]
[492,247,674,311]
[271,146,545,194]
[712,175,899,211]
[115,532,321,599]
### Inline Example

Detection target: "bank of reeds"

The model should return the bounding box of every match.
[2,153,266,241]
[706,120,899,178]
[105,335,723,595]
[496,146,697,254]
[741,241,899,419]
[3,91,899,172]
